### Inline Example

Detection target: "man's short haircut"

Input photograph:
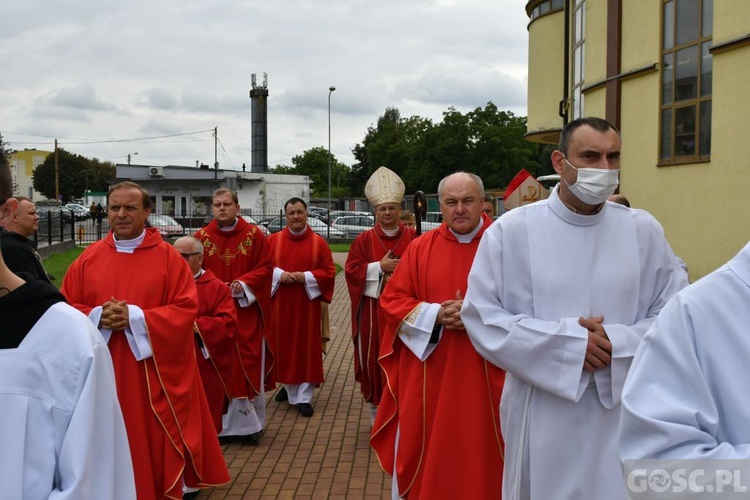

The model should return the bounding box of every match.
[212,188,238,205]
[14,196,32,204]
[608,194,631,208]
[174,235,204,253]
[437,172,485,201]
[558,117,620,156]
[0,154,12,200]
[107,181,152,210]
[284,197,308,211]
[400,210,415,221]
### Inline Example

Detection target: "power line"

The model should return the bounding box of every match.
[0,128,215,145]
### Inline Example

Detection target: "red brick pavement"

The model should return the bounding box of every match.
[198,254,392,499]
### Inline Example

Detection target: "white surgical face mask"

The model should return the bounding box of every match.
[562,157,620,205]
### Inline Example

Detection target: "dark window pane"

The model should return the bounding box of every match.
[701,41,713,96]
[552,0,564,10]
[574,46,582,84]
[675,105,696,156]
[661,108,673,160]
[575,6,583,43]
[541,1,551,15]
[702,0,713,37]
[699,101,712,156]
[664,0,675,50]
[662,53,674,104]
[675,45,699,101]
[676,0,700,45]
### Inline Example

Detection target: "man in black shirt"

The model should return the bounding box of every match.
[0,196,51,282]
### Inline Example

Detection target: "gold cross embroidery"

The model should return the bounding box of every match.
[219,248,236,265]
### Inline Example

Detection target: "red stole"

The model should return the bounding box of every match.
[195,218,274,394]
[195,269,238,432]
[345,222,416,405]
[61,229,229,499]
[370,216,505,499]
[268,227,336,384]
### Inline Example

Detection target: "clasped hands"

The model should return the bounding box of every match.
[436,290,464,331]
[581,315,612,372]
[280,271,306,285]
[100,296,130,331]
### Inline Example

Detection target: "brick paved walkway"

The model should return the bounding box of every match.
[200,254,392,499]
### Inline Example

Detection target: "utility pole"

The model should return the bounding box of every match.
[54,139,59,201]
[214,126,218,180]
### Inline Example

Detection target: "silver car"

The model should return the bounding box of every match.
[330,215,374,238]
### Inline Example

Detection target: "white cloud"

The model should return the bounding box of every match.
[1,0,530,171]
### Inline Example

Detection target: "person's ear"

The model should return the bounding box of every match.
[0,198,19,226]
[551,150,566,175]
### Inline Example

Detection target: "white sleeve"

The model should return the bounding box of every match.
[87,306,111,342]
[271,267,283,296]
[55,342,136,499]
[124,305,153,360]
[364,261,383,299]
[398,302,442,361]
[304,271,321,300]
[620,294,750,461]
[234,281,257,307]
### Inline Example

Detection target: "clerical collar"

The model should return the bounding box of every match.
[194,268,204,280]
[218,218,239,232]
[381,226,399,237]
[549,185,606,227]
[113,230,146,253]
[288,225,308,236]
[449,219,483,244]
[554,185,604,216]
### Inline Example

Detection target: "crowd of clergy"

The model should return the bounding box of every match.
[3,116,750,499]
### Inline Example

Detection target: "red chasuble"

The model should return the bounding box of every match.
[345,222,416,405]
[195,218,274,395]
[61,229,229,500]
[195,269,238,433]
[370,217,505,499]
[267,227,336,384]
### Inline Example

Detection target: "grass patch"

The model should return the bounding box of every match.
[43,246,85,288]
[42,244,346,287]
[329,243,350,252]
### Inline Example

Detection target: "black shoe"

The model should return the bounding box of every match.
[244,431,262,446]
[274,387,288,402]
[183,491,200,499]
[298,403,314,417]
[218,435,239,445]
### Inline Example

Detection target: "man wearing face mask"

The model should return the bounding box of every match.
[462,117,689,500]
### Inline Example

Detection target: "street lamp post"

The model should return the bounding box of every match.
[327,86,336,239]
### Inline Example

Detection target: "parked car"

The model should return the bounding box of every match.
[148,214,184,238]
[330,215,374,238]
[264,217,346,239]
[307,206,329,221]
[64,203,90,219]
[415,212,442,232]
[241,215,271,236]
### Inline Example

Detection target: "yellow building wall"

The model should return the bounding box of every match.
[526,12,565,141]
[582,0,607,84]
[9,149,50,200]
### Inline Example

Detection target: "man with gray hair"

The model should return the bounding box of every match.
[174,236,238,435]
[371,172,505,498]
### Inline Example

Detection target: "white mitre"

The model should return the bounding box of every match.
[364,166,405,206]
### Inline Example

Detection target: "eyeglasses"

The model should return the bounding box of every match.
[180,252,202,259]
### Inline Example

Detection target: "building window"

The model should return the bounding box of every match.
[571,0,586,119]
[529,0,565,24]
[660,0,712,162]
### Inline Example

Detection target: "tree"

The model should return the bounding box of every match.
[0,132,12,159]
[271,147,351,199]
[33,148,91,202]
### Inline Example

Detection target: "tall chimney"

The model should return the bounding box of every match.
[249,73,269,173]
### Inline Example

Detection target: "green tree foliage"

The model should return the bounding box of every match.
[0,132,12,159]
[32,148,115,202]
[270,147,351,199]
[349,104,540,195]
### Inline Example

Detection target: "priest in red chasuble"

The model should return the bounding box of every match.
[370,173,505,499]
[61,182,229,500]
[345,166,416,423]
[174,236,238,434]
[194,189,273,445]
[267,197,336,418]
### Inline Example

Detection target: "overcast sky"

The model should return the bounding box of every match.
[1,0,529,171]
